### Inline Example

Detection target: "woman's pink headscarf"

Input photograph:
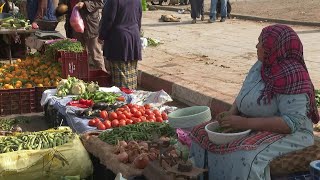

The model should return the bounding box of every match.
[258,24,319,124]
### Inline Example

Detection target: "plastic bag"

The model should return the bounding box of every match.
[70,6,84,33]
[0,127,93,180]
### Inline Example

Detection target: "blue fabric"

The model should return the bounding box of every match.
[209,0,227,20]
[43,0,57,21]
[27,0,38,22]
[27,0,56,22]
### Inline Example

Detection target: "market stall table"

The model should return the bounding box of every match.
[0,28,36,64]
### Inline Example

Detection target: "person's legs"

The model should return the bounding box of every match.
[189,0,198,23]
[108,60,138,89]
[209,0,218,22]
[86,37,106,71]
[199,0,205,20]
[219,0,227,21]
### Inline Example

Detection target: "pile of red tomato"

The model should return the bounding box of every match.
[88,104,169,130]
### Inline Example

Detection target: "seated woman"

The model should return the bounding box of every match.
[190,24,319,180]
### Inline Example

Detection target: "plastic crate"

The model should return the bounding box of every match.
[0,88,36,116]
[35,86,56,112]
[84,70,112,87]
[57,51,89,80]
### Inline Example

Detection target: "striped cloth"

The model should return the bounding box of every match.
[258,24,319,123]
[109,60,138,89]
[191,121,284,154]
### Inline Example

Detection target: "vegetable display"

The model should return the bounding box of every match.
[56,76,99,97]
[0,128,75,153]
[0,54,61,89]
[72,91,121,104]
[0,16,31,29]
[44,39,84,61]
[98,122,176,145]
[87,103,169,131]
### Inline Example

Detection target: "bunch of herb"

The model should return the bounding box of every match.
[44,39,84,61]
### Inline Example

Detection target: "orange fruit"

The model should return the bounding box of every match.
[37,84,44,87]
[43,82,51,87]
[7,85,14,89]
[16,59,22,63]
[4,77,10,83]
[15,83,22,88]
[52,81,59,87]
[16,80,22,85]
[25,83,33,88]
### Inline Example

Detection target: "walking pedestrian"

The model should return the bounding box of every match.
[208,0,227,23]
[99,0,142,89]
[190,0,204,24]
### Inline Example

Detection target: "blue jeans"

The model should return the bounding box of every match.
[209,0,227,20]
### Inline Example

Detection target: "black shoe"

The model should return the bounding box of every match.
[208,19,215,23]
[201,15,205,21]
[191,19,196,24]
[220,17,226,22]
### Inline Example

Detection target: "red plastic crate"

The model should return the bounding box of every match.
[35,86,56,112]
[0,88,36,116]
[57,51,89,79]
[84,70,112,87]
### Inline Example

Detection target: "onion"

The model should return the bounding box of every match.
[128,149,140,163]
[119,140,128,148]
[133,153,150,169]
[138,141,148,149]
[128,141,139,148]
[114,146,125,154]
[148,152,158,161]
[117,151,129,163]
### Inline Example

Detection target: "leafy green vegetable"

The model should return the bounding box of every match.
[147,37,161,47]
[44,39,84,61]
[99,122,176,144]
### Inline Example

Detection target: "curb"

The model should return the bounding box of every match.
[138,68,232,117]
[152,5,320,27]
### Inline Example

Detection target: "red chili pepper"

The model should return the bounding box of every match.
[86,99,94,107]
[67,100,80,105]
[79,99,87,104]
[120,87,133,94]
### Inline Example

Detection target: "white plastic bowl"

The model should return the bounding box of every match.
[205,121,251,145]
[168,106,211,129]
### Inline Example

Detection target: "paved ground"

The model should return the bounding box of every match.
[161,0,320,23]
[137,10,320,106]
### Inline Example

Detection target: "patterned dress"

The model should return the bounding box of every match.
[190,60,314,180]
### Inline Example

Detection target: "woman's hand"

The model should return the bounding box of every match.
[76,2,85,9]
[98,38,104,44]
[219,115,249,131]
[216,111,230,123]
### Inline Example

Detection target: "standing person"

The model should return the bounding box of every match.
[208,0,227,23]
[190,24,319,179]
[56,0,106,72]
[74,1,106,72]
[27,0,57,27]
[189,0,204,24]
[99,0,142,89]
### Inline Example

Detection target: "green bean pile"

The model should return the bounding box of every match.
[98,122,176,145]
[0,131,75,153]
